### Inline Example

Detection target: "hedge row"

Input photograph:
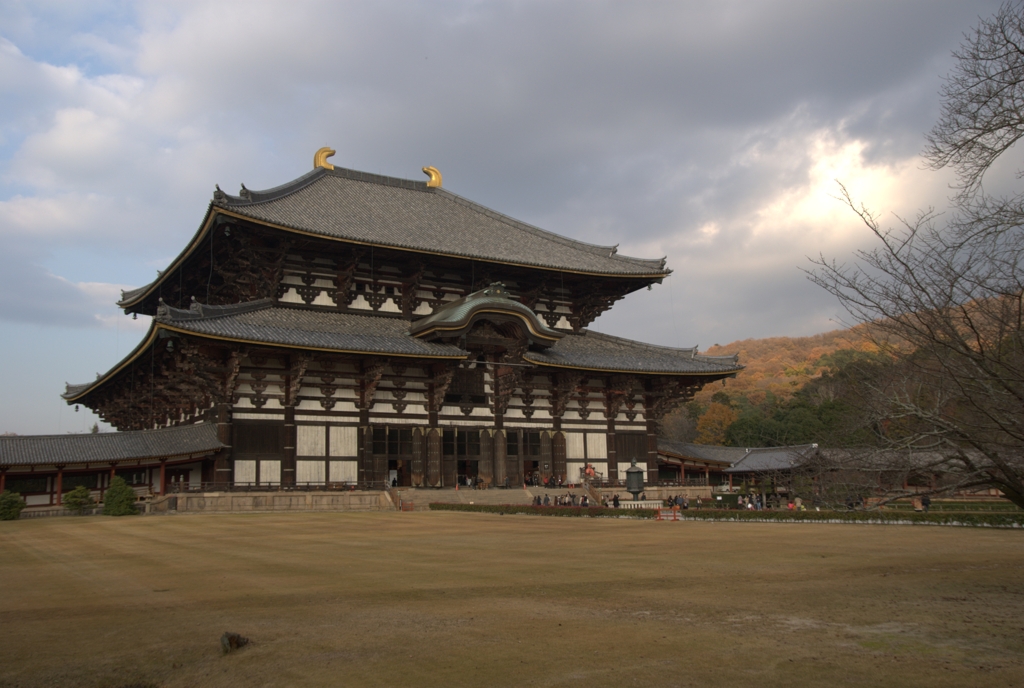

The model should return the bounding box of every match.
[428,503,658,519]
[426,503,1024,527]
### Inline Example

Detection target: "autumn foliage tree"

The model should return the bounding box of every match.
[694,402,737,445]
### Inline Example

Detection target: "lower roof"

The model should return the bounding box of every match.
[65,300,742,402]
[0,424,225,468]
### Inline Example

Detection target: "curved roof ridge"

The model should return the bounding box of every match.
[156,297,275,322]
[216,167,328,206]
[577,329,698,356]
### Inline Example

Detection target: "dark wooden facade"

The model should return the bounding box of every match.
[62,158,742,490]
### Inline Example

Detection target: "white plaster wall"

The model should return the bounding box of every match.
[297,425,326,456]
[279,288,303,304]
[311,291,334,307]
[329,426,358,457]
[235,460,256,484]
[565,432,585,460]
[296,460,326,484]
[586,433,608,459]
[261,460,281,485]
[329,460,358,483]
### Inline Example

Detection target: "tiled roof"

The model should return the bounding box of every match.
[215,167,668,276]
[0,424,224,467]
[158,300,466,358]
[526,330,743,376]
[657,440,747,466]
[724,445,818,473]
[68,301,740,402]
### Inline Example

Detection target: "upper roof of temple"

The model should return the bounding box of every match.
[118,161,670,309]
[213,165,668,276]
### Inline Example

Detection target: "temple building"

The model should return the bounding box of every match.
[4,149,742,502]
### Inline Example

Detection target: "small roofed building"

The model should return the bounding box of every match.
[724,444,819,495]
[48,150,742,496]
[655,439,744,487]
[0,425,225,507]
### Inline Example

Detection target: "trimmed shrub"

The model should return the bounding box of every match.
[0,490,26,521]
[427,502,1024,528]
[63,485,96,515]
[102,477,139,516]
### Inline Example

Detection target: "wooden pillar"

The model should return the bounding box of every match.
[704,466,709,486]
[411,427,424,487]
[540,431,553,481]
[479,429,494,485]
[426,428,441,487]
[55,466,64,506]
[552,431,566,482]
[492,429,507,487]
[0,468,6,493]
[214,402,233,487]
[645,418,659,485]
[442,429,457,487]
[282,405,297,487]
[104,464,116,500]
[373,435,387,489]
[159,460,167,496]
[605,417,617,482]
[358,426,373,488]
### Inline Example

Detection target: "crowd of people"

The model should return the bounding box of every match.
[532,492,591,507]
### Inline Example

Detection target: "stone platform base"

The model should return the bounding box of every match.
[150,491,391,514]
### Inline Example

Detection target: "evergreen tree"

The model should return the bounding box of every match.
[63,485,95,515]
[102,477,138,516]
[0,490,26,521]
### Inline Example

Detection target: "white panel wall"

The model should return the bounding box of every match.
[330,460,358,483]
[329,426,358,457]
[586,433,608,459]
[566,461,586,483]
[297,425,326,456]
[565,432,585,460]
[296,460,326,484]
[261,460,281,485]
[235,460,256,485]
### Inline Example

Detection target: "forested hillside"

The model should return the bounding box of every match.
[662,325,885,448]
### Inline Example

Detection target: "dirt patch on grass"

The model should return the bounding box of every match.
[1,512,1022,687]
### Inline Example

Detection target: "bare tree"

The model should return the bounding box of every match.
[809,2,1024,509]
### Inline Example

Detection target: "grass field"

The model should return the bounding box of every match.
[1,512,1022,688]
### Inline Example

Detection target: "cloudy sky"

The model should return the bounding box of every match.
[0,0,1005,434]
